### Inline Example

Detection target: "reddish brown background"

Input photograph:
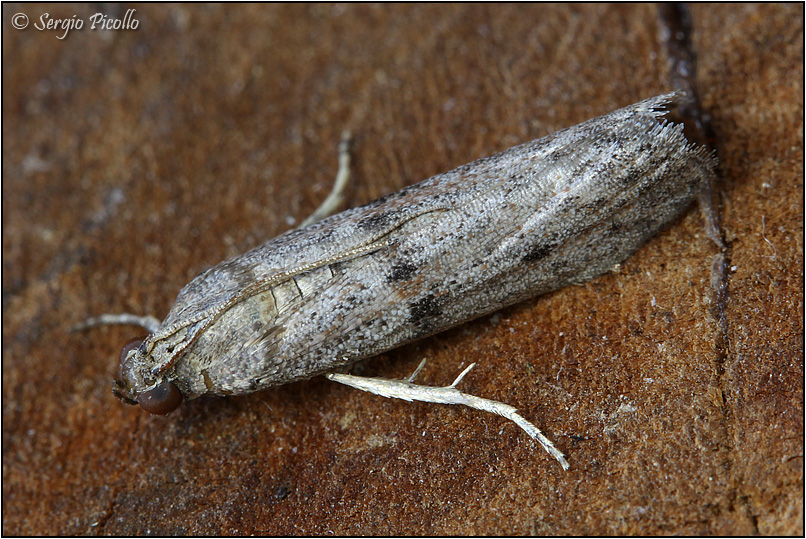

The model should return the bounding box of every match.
[3,3,802,535]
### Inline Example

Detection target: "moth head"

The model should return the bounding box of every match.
[114,336,183,415]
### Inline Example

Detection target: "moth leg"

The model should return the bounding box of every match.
[298,131,352,228]
[70,313,161,333]
[326,361,570,470]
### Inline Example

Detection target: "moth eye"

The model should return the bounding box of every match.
[119,337,146,370]
[137,381,183,415]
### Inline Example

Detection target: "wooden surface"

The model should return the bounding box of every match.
[3,4,802,535]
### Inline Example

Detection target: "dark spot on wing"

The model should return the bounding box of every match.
[358,211,394,231]
[523,242,558,262]
[408,294,441,325]
[388,261,418,282]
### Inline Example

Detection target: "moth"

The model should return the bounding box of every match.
[82,93,716,469]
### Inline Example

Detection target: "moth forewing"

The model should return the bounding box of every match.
[105,93,715,469]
